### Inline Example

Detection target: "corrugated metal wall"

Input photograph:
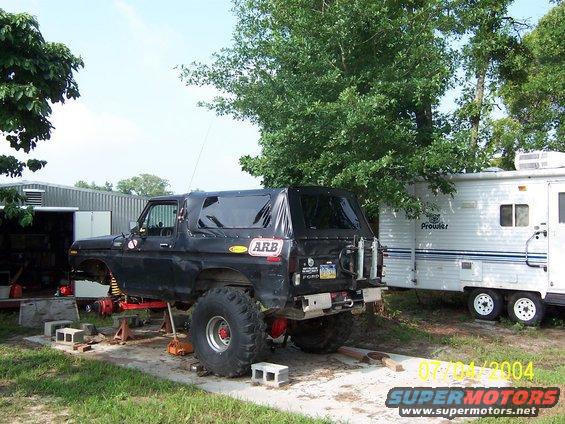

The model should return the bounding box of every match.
[1,182,147,234]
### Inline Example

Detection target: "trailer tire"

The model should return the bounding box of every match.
[467,288,503,321]
[507,292,545,326]
[291,312,352,353]
[191,287,266,377]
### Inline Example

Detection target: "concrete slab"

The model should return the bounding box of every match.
[26,331,507,423]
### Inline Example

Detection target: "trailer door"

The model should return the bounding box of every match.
[74,211,112,241]
[548,182,565,294]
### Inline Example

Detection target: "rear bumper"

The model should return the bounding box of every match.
[278,287,384,320]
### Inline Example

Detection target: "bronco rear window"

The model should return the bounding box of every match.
[198,195,271,229]
[300,194,360,230]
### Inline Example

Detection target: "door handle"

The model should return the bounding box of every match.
[160,243,171,248]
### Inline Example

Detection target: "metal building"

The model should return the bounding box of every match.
[1,181,147,234]
[0,181,147,297]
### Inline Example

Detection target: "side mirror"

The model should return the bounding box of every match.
[129,221,138,231]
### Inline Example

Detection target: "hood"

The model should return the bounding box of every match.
[71,234,125,250]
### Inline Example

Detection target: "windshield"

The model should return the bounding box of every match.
[299,194,361,230]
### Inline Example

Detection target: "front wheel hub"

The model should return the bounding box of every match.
[206,316,231,353]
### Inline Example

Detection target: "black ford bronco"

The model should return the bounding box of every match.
[70,187,384,376]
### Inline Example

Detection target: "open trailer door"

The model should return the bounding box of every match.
[74,211,111,241]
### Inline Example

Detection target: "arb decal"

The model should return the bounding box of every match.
[229,245,248,254]
[249,238,283,257]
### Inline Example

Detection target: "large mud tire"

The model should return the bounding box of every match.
[191,287,266,377]
[291,313,352,353]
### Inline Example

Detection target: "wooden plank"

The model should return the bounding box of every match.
[337,346,368,362]
[18,297,79,327]
[382,357,404,372]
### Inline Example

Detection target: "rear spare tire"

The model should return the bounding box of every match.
[507,292,545,326]
[468,288,503,320]
[291,312,352,353]
[191,287,266,377]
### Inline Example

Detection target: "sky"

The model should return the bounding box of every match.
[0,0,555,194]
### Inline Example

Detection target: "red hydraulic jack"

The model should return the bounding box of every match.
[166,302,193,356]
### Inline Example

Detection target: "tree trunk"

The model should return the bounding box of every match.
[470,66,487,147]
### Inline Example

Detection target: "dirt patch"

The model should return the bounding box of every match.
[349,291,565,362]
[333,389,362,403]
[0,396,71,424]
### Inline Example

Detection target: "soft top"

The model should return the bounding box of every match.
[151,186,373,239]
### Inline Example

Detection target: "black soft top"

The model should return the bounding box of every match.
[150,187,373,239]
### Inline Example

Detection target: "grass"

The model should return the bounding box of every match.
[0,314,323,424]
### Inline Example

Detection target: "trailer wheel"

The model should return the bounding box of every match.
[190,287,266,377]
[291,312,352,353]
[467,288,503,320]
[507,292,545,326]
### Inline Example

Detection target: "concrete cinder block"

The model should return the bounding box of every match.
[44,320,74,337]
[80,323,98,336]
[112,314,140,328]
[251,362,289,388]
[55,328,84,345]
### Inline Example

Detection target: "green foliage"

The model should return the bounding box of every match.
[0,9,82,224]
[495,2,565,162]
[116,173,172,197]
[75,180,114,192]
[0,188,32,226]
[182,0,483,217]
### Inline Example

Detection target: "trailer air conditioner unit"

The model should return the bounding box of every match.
[515,151,565,171]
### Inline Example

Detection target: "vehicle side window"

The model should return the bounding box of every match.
[141,203,177,236]
[197,195,271,229]
[300,194,360,230]
[500,204,529,227]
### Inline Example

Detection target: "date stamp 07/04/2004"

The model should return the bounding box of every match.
[417,360,535,382]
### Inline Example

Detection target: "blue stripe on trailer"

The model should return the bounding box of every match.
[385,248,547,264]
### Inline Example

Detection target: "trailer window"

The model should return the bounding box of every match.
[559,193,565,223]
[198,195,271,229]
[500,204,529,227]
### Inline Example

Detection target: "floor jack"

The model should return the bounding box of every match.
[166,302,193,356]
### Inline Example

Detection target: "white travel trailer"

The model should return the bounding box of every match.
[379,151,565,325]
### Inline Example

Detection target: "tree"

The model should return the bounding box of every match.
[450,0,525,147]
[0,9,83,224]
[75,180,114,192]
[116,173,172,197]
[183,0,478,217]
[493,2,564,163]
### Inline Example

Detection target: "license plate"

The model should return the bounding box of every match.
[319,264,337,280]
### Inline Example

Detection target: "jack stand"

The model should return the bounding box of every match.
[159,309,173,334]
[114,317,134,342]
[166,302,193,356]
